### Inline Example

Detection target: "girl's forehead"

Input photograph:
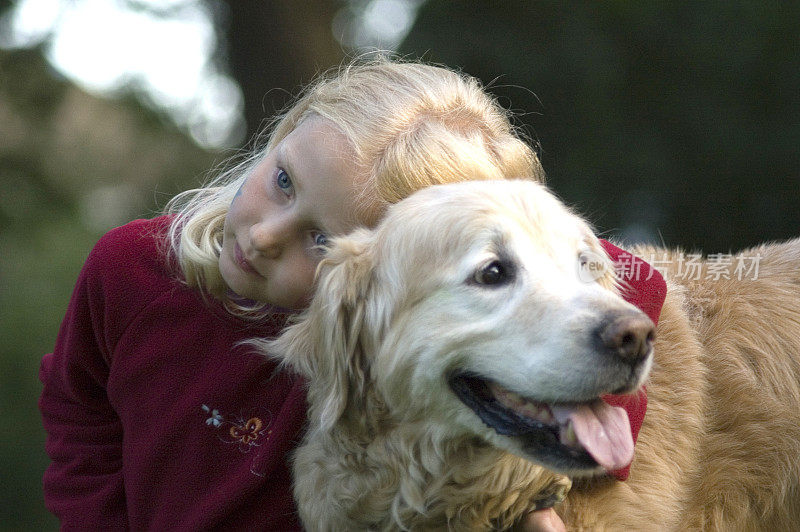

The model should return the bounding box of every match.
[280,117,356,173]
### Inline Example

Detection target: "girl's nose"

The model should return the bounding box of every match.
[250,216,294,258]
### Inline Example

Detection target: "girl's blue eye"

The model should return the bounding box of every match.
[314,233,329,248]
[276,169,292,190]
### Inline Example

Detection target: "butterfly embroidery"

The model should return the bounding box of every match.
[202,404,272,452]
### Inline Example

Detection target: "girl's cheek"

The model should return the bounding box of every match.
[291,268,318,307]
[293,279,317,309]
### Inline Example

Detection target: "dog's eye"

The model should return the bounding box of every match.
[473,260,512,286]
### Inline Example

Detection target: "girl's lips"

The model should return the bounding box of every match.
[234,242,261,276]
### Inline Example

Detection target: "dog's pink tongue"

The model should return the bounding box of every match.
[551,401,634,471]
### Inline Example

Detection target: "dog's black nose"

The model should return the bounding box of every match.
[599,312,655,364]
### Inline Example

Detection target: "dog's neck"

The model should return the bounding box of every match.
[302,382,570,529]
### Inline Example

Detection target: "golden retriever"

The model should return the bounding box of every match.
[261,180,800,530]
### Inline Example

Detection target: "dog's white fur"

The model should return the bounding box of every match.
[262,180,800,530]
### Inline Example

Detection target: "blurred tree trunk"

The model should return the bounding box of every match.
[220,0,345,142]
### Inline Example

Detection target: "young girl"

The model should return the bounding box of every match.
[40,57,562,530]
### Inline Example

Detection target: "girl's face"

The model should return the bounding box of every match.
[220,116,370,309]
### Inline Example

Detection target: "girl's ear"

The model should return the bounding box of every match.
[265,228,375,431]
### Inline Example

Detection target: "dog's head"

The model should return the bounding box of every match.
[265,179,654,476]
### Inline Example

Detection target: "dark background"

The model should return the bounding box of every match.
[1,1,798,528]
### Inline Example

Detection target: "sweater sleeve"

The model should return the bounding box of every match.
[39,219,166,529]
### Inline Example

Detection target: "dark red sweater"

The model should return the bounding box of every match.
[39,217,306,530]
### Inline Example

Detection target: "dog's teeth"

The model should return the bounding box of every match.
[516,401,535,418]
[561,421,580,448]
[488,382,525,408]
[567,423,577,445]
[505,391,524,407]
[487,381,557,425]
[517,401,555,424]
[538,407,554,424]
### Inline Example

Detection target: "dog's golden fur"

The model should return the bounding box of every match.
[560,240,800,530]
[262,180,800,530]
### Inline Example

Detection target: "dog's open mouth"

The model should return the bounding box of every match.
[448,373,634,473]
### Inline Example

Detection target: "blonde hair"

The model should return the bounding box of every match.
[166,55,544,314]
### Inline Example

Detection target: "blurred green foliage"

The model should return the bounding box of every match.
[0,47,218,529]
[401,0,800,251]
[1,214,97,529]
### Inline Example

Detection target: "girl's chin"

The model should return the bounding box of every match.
[219,256,310,310]
[220,257,260,299]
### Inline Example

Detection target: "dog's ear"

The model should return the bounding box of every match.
[264,228,374,431]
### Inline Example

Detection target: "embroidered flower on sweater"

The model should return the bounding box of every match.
[202,405,223,427]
